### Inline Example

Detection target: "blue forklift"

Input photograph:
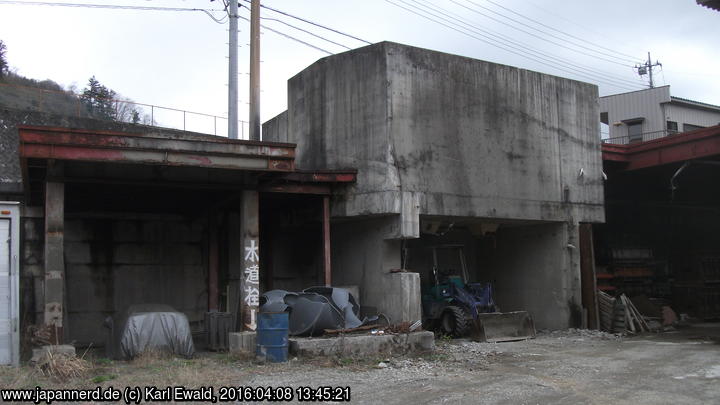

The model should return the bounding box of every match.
[421,245,535,342]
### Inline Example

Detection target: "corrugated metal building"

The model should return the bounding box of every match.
[600,86,720,144]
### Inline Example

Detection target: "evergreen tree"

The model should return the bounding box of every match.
[0,40,8,79]
[80,76,117,120]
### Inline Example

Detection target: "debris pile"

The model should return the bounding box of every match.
[598,290,677,334]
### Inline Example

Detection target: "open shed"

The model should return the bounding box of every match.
[16,124,355,347]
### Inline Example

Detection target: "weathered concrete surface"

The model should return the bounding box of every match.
[268,42,604,330]
[262,111,289,143]
[29,344,76,364]
[276,42,604,238]
[229,331,257,353]
[22,214,208,347]
[485,222,582,330]
[331,217,406,322]
[289,331,434,357]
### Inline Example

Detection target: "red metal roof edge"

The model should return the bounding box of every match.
[16,125,297,149]
[602,125,720,156]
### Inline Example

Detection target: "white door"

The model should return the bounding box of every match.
[0,219,12,365]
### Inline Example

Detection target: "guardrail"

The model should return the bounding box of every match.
[0,82,249,137]
[602,129,678,145]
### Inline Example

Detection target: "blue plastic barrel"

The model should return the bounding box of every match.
[256,311,289,362]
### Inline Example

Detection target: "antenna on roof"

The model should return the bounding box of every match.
[635,52,662,88]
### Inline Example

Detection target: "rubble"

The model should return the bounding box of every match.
[541,328,623,340]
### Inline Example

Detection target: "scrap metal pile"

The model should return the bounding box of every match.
[260,287,378,336]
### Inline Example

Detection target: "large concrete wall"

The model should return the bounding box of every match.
[331,216,421,324]
[483,222,582,330]
[22,214,207,346]
[285,42,604,238]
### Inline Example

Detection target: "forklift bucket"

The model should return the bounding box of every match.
[471,311,536,343]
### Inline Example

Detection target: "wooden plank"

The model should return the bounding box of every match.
[579,224,599,329]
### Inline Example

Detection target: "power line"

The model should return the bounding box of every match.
[522,0,642,59]
[387,0,639,90]
[0,1,218,12]
[480,0,638,61]
[407,0,642,88]
[384,0,638,91]
[0,0,228,22]
[241,0,371,45]
[254,15,352,50]
[447,0,636,67]
[237,15,333,55]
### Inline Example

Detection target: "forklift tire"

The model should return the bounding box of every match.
[440,306,469,337]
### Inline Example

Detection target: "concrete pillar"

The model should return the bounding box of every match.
[43,181,64,342]
[208,212,219,312]
[322,196,331,287]
[240,190,259,331]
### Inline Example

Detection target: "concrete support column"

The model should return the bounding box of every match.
[322,196,331,287]
[43,180,64,342]
[240,190,259,331]
[208,212,219,312]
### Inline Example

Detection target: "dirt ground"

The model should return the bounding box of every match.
[2,324,719,404]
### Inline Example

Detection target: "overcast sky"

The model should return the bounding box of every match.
[0,0,718,138]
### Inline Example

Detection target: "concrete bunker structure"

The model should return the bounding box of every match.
[0,41,607,356]
[265,42,605,330]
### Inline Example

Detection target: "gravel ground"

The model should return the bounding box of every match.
[247,326,720,404]
[2,325,718,404]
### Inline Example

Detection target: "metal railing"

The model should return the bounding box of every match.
[602,129,679,145]
[0,82,250,138]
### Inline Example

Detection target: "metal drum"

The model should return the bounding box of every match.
[256,311,289,362]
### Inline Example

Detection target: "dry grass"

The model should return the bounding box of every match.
[131,348,174,367]
[0,349,370,390]
[35,351,92,382]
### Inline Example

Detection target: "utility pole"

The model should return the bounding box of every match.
[228,0,239,139]
[249,0,261,141]
[635,52,662,89]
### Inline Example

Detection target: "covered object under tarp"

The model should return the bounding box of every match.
[104,304,195,360]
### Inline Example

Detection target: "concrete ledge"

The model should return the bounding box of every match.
[289,331,434,357]
[229,331,256,353]
[30,345,76,364]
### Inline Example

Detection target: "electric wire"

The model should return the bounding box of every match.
[385,0,639,91]
[252,14,351,50]
[522,0,641,59]
[480,0,638,61]
[446,0,635,67]
[241,0,371,45]
[0,0,229,22]
[0,1,220,12]
[237,15,333,55]
[406,0,642,89]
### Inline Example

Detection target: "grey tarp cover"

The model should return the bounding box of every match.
[105,304,195,360]
[260,287,363,336]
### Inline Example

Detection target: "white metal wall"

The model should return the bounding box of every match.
[600,86,720,140]
[665,103,720,130]
[599,86,671,139]
[0,203,19,366]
